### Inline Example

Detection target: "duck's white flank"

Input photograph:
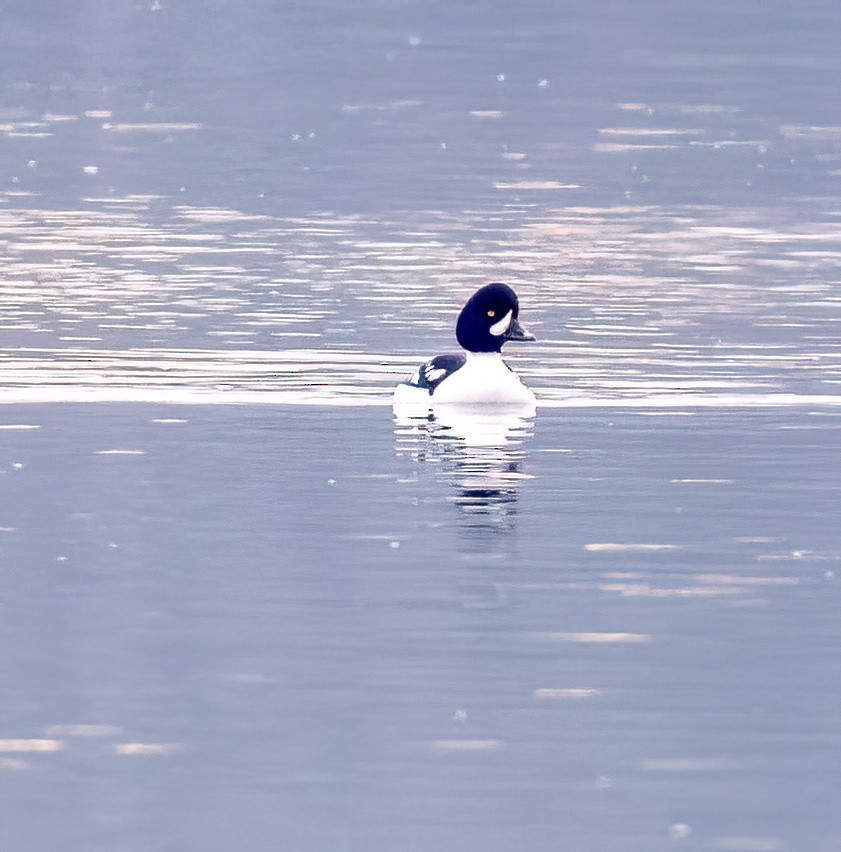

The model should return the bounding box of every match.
[427,352,535,406]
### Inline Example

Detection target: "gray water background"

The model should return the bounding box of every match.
[1,2,841,850]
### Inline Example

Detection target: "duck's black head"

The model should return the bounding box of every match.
[455,282,535,353]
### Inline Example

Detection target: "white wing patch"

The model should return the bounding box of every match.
[404,353,466,391]
[424,366,447,384]
[489,309,512,336]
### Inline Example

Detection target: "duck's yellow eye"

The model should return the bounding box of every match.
[487,310,495,317]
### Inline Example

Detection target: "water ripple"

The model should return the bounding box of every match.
[2,196,841,408]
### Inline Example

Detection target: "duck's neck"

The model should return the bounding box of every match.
[465,350,503,360]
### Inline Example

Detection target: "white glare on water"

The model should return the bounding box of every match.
[1,197,841,408]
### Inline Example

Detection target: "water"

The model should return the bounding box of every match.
[3,405,840,850]
[2,1,841,850]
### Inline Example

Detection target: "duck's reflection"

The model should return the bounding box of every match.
[394,406,536,532]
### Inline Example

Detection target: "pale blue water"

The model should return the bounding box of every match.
[2,1,841,850]
[2,405,840,851]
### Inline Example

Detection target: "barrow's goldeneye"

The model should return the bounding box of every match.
[393,282,536,410]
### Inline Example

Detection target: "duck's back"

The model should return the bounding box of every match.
[407,353,466,392]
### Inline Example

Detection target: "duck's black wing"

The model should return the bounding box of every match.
[404,353,467,394]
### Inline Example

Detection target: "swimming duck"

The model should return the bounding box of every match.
[393,282,536,409]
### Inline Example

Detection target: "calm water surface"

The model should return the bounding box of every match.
[1,1,841,850]
[2,404,840,851]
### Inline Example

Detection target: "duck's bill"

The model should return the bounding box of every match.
[503,317,535,341]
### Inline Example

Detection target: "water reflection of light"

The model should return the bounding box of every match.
[0,738,64,752]
[394,407,535,531]
[3,195,841,408]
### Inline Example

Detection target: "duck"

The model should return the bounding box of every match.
[393,282,536,410]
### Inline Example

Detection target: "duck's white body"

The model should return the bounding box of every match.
[429,352,534,405]
[393,353,535,414]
